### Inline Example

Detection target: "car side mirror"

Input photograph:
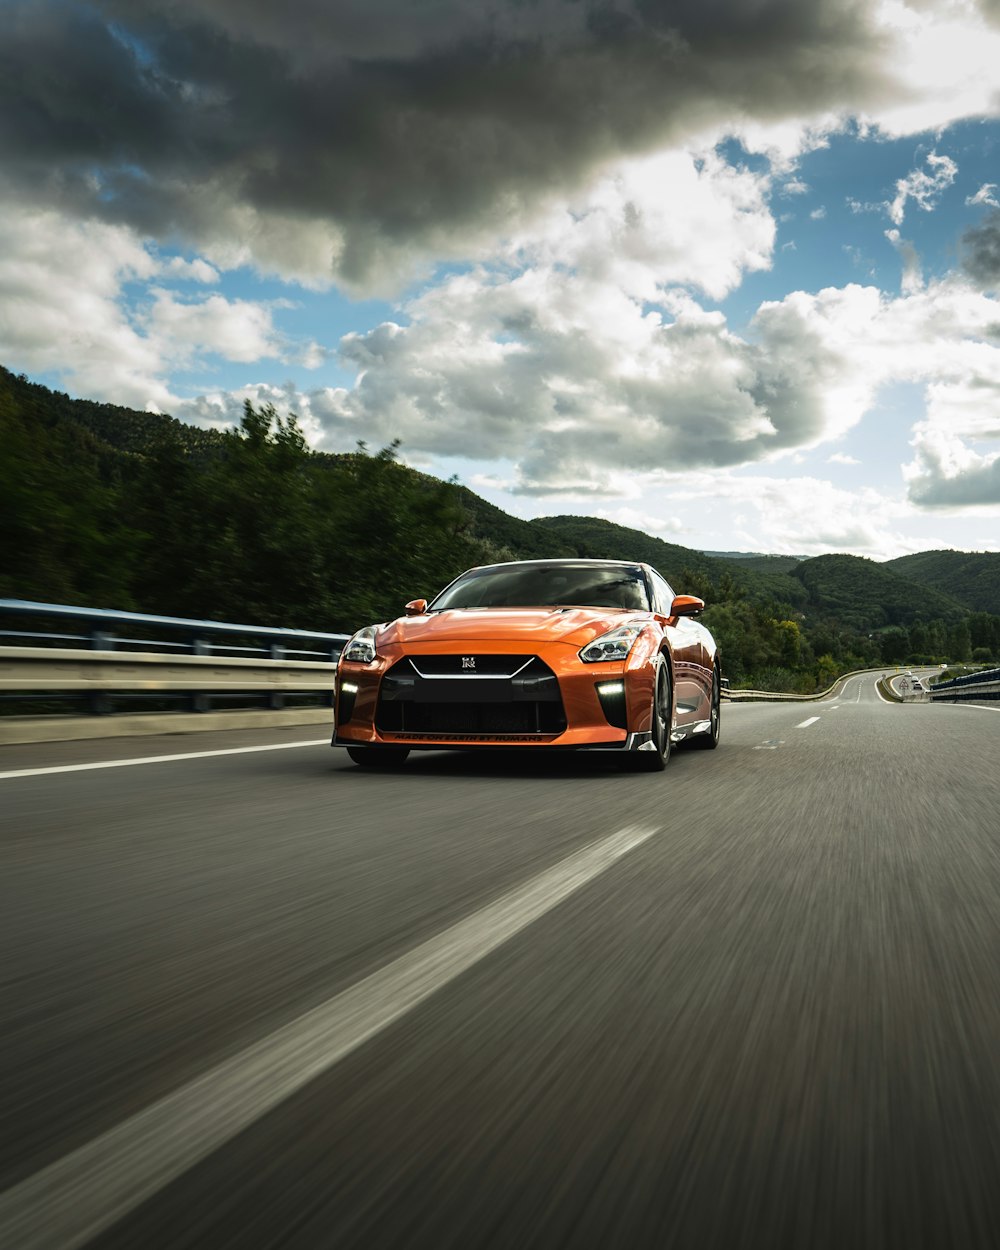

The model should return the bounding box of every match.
[669,595,705,618]
[405,599,428,616]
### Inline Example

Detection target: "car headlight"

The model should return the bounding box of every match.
[579,622,645,663]
[341,624,379,664]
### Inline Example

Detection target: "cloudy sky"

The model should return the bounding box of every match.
[4,0,1000,558]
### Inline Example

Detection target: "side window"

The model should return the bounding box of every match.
[650,570,675,615]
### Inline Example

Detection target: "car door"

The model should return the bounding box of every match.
[650,568,711,728]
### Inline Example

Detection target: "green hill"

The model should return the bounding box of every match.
[886,550,1000,615]
[1,367,226,459]
[532,515,718,587]
[792,553,967,630]
[532,516,809,608]
[449,490,576,562]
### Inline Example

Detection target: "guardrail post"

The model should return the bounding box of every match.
[89,630,115,714]
[269,643,286,709]
[192,639,210,708]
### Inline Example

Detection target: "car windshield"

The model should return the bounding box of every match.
[430,563,650,611]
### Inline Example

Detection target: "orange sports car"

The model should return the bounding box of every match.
[332,558,720,770]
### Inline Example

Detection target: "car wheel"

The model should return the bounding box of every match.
[692,664,721,749]
[346,746,410,768]
[633,662,672,772]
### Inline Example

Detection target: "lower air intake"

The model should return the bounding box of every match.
[375,656,566,737]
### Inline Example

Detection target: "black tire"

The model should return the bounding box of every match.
[633,662,672,772]
[346,746,410,768]
[692,664,721,749]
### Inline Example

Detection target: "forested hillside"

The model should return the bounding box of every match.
[3,365,998,688]
[0,367,491,627]
[709,554,805,573]
[886,550,1000,615]
[791,553,967,630]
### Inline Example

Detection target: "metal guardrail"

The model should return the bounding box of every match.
[724,688,826,702]
[0,600,349,716]
[0,598,348,660]
[722,667,881,702]
[929,668,1000,703]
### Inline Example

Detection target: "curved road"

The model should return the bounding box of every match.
[2,674,1000,1248]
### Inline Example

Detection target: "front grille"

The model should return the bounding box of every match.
[376,656,566,737]
[408,654,533,678]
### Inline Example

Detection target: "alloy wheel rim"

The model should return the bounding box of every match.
[656,671,669,752]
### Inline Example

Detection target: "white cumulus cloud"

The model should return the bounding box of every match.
[887,151,958,226]
[146,291,282,364]
[0,205,171,409]
[966,183,1000,208]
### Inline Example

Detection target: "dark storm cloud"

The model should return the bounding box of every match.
[908,456,1000,507]
[961,210,1000,290]
[2,0,892,287]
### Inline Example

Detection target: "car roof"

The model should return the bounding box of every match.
[465,558,648,573]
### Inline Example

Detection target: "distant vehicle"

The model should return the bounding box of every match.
[333,558,721,771]
[912,678,924,691]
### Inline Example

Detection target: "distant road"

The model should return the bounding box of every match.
[2,675,1000,1248]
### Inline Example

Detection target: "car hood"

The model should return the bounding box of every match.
[378,607,641,649]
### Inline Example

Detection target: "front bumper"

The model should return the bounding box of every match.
[332,642,656,751]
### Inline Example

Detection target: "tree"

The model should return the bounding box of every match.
[946,620,972,662]
[774,619,802,667]
[879,627,909,664]
[0,377,136,605]
[815,654,839,689]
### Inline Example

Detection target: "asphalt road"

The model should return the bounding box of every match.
[2,674,1000,1249]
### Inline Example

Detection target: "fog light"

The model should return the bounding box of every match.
[596,679,628,729]
[338,680,359,723]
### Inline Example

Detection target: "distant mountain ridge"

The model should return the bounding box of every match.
[701,550,806,566]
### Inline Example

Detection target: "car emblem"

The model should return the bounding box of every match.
[461,656,476,670]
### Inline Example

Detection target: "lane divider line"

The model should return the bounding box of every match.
[0,739,331,782]
[874,678,894,704]
[795,716,820,729]
[0,823,659,1250]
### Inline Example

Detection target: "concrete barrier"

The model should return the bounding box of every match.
[0,707,332,746]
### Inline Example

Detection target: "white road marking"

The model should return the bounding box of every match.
[874,678,895,704]
[0,739,330,782]
[0,823,658,1250]
[754,739,784,750]
[796,716,820,729]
